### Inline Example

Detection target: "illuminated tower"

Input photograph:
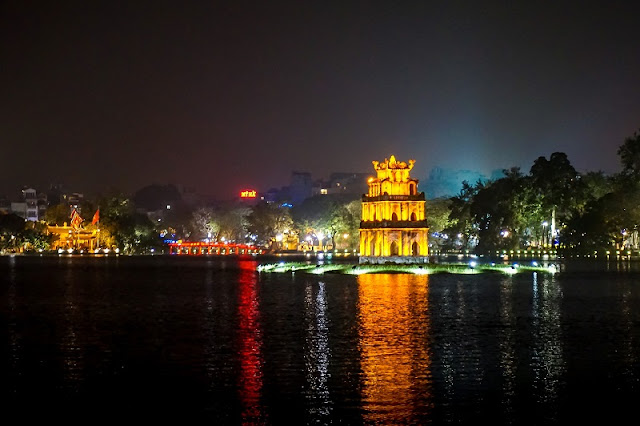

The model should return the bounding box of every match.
[359,155,429,264]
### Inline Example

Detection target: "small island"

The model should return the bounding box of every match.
[257,260,558,275]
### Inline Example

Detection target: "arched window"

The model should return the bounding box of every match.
[390,241,399,256]
[410,212,417,221]
[412,241,419,256]
[409,182,416,195]
[391,212,398,221]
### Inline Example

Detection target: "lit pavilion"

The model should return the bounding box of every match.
[359,155,429,264]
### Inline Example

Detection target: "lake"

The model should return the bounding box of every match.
[1,254,639,424]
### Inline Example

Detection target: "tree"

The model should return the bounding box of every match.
[470,171,524,253]
[617,129,640,178]
[562,189,640,253]
[21,221,57,251]
[445,168,546,253]
[425,197,452,234]
[342,199,362,251]
[217,206,250,244]
[579,171,614,207]
[246,202,293,249]
[444,180,483,251]
[0,214,27,252]
[190,207,221,241]
[291,195,355,250]
[45,203,72,225]
[326,203,357,251]
[529,152,583,247]
[424,197,452,252]
[93,193,159,253]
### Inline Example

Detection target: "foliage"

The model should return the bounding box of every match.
[190,207,221,241]
[291,195,358,250]
[246,202,293,249]
[217,206,251,244]
[44,203,72,225]
[617,129,640,178]
[0,214,55,252]
[94,193,159,254]
[10,128,640,256]
[443,180,482,251]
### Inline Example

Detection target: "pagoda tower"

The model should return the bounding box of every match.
[359,155,429,264]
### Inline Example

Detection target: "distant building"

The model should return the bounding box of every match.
[262,187,283,204]
[10,187,39,221]
[0,196,11,214]
[289,171,312,206]
[47,183,65,205]
[37,192,48,219]
[65,192,84,208]
[311,179,329,196]
[261,170,372,206]
[327,172,369,195]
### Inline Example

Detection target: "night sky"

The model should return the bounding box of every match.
[2,1,640,201]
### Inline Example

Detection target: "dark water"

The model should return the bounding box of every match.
[1,255,640,424]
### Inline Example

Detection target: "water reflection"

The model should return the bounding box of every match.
[531,272,564,417]
[236,260,266,424]
[357,274,432,424]
[61,260,84,392]
[620,285,635,386]
[499,276,516,422]
[203,266,235,388]
[304,280,332,421]
[437,278,485,423]
[7,256,20,390]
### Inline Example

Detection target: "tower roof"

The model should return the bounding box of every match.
[372,155,415,172]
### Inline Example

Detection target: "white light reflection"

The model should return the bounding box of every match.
[621,287,635,385]
[7,256,21,387]
[61,264,84,392]
[531,272,564,413]
[499,274,516,422]
[304,281,332,420]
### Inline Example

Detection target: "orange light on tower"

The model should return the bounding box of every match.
[359,155,429,263]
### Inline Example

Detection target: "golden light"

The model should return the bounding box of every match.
[360,156,429,260]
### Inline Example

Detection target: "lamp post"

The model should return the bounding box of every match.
[317,232,325,251]
[542,221,548,247]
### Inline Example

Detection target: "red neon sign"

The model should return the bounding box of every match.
[240,189,257,198]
